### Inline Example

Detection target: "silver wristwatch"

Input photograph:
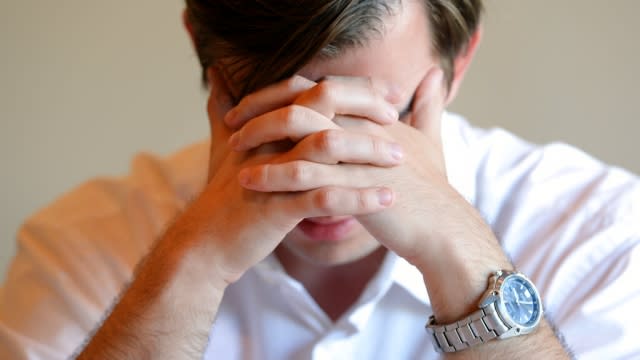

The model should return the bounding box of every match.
[425,270,543,353]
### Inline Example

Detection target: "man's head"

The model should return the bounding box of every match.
[184,0,482,266]
[185,0,483,101]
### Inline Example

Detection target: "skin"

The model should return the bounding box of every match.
[77,1,570,358]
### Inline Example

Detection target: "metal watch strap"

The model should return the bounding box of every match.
[426,301,509,353]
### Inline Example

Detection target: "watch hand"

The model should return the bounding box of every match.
[511,288,519,303]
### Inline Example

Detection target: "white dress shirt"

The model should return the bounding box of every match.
[0,113,638,359]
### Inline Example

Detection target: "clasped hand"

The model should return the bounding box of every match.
[195,66,479,286]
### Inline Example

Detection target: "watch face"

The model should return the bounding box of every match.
[500,274,541,327]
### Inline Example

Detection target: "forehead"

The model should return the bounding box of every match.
[297,0,436,107]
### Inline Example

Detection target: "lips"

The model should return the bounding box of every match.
[297,216,357,242]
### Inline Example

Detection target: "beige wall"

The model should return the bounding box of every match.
[1,0,639,280]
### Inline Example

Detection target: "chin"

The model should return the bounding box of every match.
[278,227,381,267]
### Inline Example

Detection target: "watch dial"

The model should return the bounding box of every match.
[501,275,540,326]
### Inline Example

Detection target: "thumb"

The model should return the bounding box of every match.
[409,67,446,147]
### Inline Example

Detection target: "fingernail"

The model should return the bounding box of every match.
[390,143,404,161]
[378,188,393,206]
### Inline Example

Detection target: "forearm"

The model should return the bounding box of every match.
[76,218,228,359]
[417,201,570,359]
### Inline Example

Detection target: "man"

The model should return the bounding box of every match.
[1,0,638,359]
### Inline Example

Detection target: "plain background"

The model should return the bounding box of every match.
[1,0,638,281]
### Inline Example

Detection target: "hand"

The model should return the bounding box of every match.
[188,70,399,284]
[227,68,467,264]
[226,68,512,322]
[350,68,460,266]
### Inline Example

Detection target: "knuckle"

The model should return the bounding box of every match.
[313,188,339,211]
[288,161,308,184]
[314,80,337,104]
[315,129,341,154]
[246,165,267,188]
[356,189,371,210]
[370,137,383,155]
[281,105,302,129]
[256,165,271,186]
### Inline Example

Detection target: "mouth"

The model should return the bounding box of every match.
[297,216,357,242]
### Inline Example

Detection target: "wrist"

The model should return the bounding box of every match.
[426,270,546,354]
[413,209,512,323]
[78,216,229,358]
[158,214,235,295]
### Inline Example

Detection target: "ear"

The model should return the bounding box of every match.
[183,9,197,50]
[444,25,483,106]
[184,8,213,87]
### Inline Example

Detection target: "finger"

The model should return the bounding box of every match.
[410,67,446,144]
[333,115,394,141]
[294,76,399,125]
[224,75,316,129]
[280,129,404,166]
[281,186,394,219]
[228,105,340,151]
[239,160,381,192]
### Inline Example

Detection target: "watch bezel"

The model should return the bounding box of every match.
[482,270,543,338]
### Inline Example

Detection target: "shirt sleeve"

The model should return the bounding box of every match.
[466,123,640,359]
[0,143,208,359]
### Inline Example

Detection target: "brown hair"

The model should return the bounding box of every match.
[185,0,482,100]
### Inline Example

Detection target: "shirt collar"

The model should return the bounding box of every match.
[387,252,430,306]
[253,250,430,307]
